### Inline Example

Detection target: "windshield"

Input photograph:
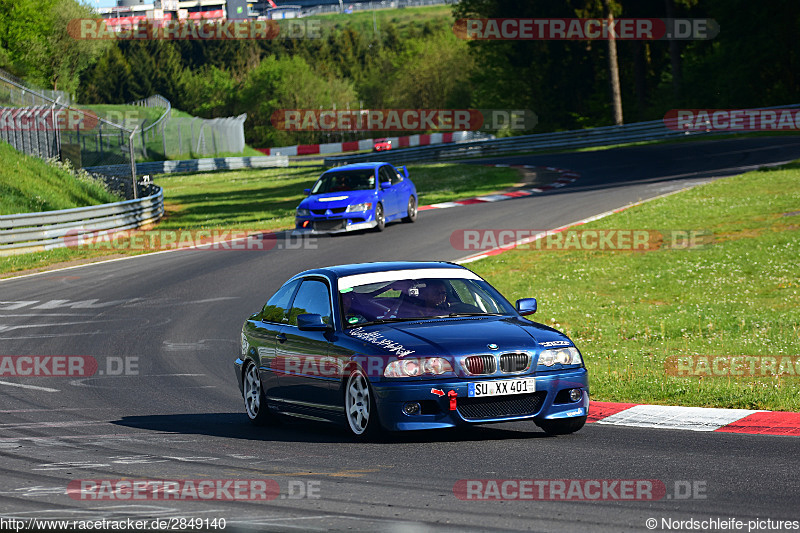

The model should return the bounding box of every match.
[311,170,376,194]
[339,276,517,327]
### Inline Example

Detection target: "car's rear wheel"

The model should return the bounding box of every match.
[403,196,417,223]
[374,203,385,232]
[344,368,380,438]
[243,362,276,425]
[536,415,586,435]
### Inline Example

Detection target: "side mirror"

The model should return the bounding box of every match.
[303,188,311,196]
[400,166,409,179]
[297,313,332,331]
[380,181,392,189]
[516,298,537,316]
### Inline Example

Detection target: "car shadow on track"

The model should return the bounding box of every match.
[111,412,555,444]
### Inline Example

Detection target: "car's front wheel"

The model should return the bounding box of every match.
[344,368,380,438]
[536,415,586,435]
[374,203,385,232]
[243,362,276,426]
[403,196,417,223]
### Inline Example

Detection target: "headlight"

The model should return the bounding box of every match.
[384,357,453,378]
[296,208,310,217]
[346,202,372,212]
[537,347,582,368]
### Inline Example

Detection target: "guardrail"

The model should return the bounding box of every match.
[85,155,289,177]
[0,184,164,255]
[324,107,800,166]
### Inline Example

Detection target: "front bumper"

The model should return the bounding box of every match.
[293,216,377,235]
[371,369,589,431]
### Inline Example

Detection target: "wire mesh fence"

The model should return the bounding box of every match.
[127,95,247,160]
[2,67,249,172]
[1,68,137,188]
[157,115,248,159]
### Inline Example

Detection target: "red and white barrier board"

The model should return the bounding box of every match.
[256,132,460,156]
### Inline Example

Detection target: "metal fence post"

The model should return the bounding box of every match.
[129,128,138,199]
[51,97,61,159]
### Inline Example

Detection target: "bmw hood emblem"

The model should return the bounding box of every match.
[488,343,499,350]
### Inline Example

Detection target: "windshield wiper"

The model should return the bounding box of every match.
[349,317,426,327]
[429,312,505,318]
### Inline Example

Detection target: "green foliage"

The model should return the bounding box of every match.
[0,0,111,93]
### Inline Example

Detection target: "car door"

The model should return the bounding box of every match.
[378,165,402,216]
[274,277,339,414]
[246,279,299,401]
[389,164,412,212]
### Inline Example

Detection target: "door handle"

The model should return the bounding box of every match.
[275,333,287,343]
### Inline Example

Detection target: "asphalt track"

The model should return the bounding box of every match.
[1,136,800,532]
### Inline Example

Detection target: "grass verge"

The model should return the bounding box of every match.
[0,141,121,215]
[467,163,800,411]
[0,162,519,276]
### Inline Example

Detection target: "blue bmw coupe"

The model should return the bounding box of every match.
[235,262,589,439]
[294,162,418,234]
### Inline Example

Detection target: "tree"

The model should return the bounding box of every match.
[0,0,110,94]
[236,55,357,147]
[384,31,474,110]
[603,0,623,124]
[78,45,134,103]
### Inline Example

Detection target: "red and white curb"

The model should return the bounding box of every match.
[589,402,800,436]
[418,165,580,213]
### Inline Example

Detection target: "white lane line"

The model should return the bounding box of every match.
[0,380,59,392]
[0,319,120,333]
[0,313,94,317]
[0,408,114,413]
[0,421,108,430]
[0,433,184,444]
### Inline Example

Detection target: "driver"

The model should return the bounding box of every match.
[419,280,448,310]
[406,279,449,316]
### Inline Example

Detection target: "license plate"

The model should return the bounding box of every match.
[468,378,536,397]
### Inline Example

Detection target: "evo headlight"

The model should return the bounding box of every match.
[296,208,310,217]
[346,202,373,213]
[537,347,582,368]
[384,357,453,378]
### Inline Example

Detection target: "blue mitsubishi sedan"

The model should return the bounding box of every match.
[234,262,589,439]
[294,162,417,234]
